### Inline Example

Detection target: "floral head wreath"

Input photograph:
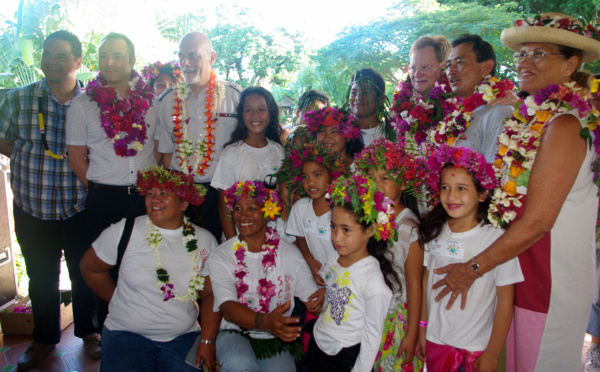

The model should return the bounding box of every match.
[278,141,351,198]
[224,180,282,221]
[141,61,183,87]
[304,107,361,140]
[425,144,499,195]
[354,137,426,195]
[137,166,207,206]
[327,174,398,243]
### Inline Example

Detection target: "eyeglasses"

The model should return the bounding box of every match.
[513,50,562,65]
[408,65,432,73]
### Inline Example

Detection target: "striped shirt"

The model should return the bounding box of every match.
[0,79,86,220]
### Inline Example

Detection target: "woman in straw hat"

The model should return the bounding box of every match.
[427,13,600,371]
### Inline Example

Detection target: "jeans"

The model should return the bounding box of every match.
[216,331,296,372]
[587,249,600,339]
[14,204,96,344]
[101,327,200,372]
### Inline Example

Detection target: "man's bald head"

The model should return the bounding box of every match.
[178,32,217,88]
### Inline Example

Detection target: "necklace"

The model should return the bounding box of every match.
[146,217,204,302]
[172,70,225,176]
[233,226,280,313]
[86,71,153,157]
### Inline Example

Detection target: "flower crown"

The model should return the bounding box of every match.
[137,166,206,206]
[304,107,361,140]
[327,174,398,243]
[224,181,282,220]
[141,61,183,85]
[425,144,499,195]
[354,137,425,194]
[278,141,351,198]
[515,15,600,41]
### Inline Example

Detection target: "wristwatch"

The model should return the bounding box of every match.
[471,257,483,277]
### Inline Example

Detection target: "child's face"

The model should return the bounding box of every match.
[232,196,268,240]
[331,206,373,265]
[242,93,270,137]
[440,167,486,226]
[368,169,405,205]
[317,126,347,157]
[301,161,331,200]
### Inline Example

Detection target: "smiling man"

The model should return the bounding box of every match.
[0,30,99,370]
[446,34,514,162]
[157,32,241,242]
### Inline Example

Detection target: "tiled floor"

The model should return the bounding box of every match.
[0,323,100,372]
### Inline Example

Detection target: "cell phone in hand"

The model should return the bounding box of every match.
[185,335,204,370]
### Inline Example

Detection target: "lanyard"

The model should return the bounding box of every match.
[37,82,71,160]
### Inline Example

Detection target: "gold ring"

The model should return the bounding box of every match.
[451,294,458,298]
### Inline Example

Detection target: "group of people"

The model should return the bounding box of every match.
[1,10,600,372]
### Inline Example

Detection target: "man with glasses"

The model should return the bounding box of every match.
[446,34,515,162]
[157,32,241,242]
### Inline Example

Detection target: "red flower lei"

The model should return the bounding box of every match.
[233,227,280,314]
[172,70,219,176]
[86,71,153,157]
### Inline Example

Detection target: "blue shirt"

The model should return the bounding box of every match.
[0,79,86,220]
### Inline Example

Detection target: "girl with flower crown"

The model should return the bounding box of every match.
[354,138,425,371]
[212,86,285,240]
[304,106,364,171]
[207,180,321,372]
[416,145,523,372]
[80,166,220,371]
[305,174,397,372]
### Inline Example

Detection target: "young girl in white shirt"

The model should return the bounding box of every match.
[212,86,285,240]
[354,137,425,371]
[306,174,398,372]
[417,145,523,372]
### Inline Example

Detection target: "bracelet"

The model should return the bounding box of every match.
[419,321,427,327]
[199,339,216,344]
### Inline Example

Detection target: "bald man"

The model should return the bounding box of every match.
[157,32,241,242]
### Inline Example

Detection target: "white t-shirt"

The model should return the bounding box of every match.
[286,197,335,264]
[387,208,420,303]
[210,140,285,190]
[314,253,392,372]
[273,217,296,244]
[207,236,318,339]
[93,215,217,342]
[424,222,523,351]
[360,126,384,147]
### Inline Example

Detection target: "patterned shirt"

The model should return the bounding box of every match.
[0,79,86,220]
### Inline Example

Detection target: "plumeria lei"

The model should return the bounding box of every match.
[515,14,600,40]
[431,76,515,147]
[327,174,398,243]
[86,71,154,157]
[233,226,280,313]
[224,180,282,221]
[279,141,351,198]
[304,107,361,139]
[136,166,207,206]
[141,61,183,87]
[488,82,600,228]
[425,144,498,198]
[172,70,226,176]
[146,217,204,302]
[354,137,426,196]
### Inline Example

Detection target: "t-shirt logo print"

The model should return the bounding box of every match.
[323,284,352,325]
[447,243,460,256]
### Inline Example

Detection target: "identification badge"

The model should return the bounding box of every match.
[319,263,336,287]
[429,239,465,259]
[259,162,281,179]
[305,219,330,239]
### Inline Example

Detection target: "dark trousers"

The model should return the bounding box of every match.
[14,204,97,344]
[184,184,222,243]
[86,187,146,329]
[305,320,360,372]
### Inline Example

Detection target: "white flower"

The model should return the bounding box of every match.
[377,211,389,225]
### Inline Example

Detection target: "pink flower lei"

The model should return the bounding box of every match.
[304,107,361,140]
[233,226,280,313]
[86,70,154,157]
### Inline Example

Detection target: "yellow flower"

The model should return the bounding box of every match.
[261,200,282,220]
[592,79,600,94]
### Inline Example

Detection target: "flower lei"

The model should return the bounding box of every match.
[224,180,282,221]
[136,166,207,206]
[431,76,515,147]
[354,137,426,196]
[86,71,153,157]
[488,82,600,228]
[141,61,183,86]
[304,107,361,139]
[327,174,398,243]
[146,217,204,302]
[515,14,600,41]
[172,70,226,176]
[233,226,280,313]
